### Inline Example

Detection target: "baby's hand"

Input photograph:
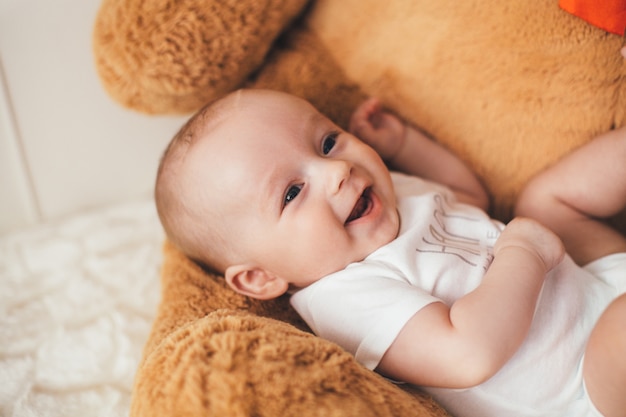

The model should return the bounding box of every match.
[494,217,565,273]
[349,98,406,161]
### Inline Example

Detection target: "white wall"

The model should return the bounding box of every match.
[0,0,189,235]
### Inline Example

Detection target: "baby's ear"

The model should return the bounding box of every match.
[224,265,289,300]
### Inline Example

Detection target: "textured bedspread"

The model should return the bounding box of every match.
[0,200,163,417]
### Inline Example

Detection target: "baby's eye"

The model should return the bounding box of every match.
[284,184,302,206]
[322,132,338,155]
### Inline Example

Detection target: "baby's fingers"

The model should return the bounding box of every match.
[496,218,565,272]
[349,98,407,161]
[349,98,381,135]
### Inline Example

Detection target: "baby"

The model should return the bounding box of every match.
[155,89,626,417]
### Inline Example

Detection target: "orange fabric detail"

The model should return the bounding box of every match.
[560,0,626,35]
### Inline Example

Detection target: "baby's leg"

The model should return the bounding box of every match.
[583,293,626,417]
[516,126,626,265]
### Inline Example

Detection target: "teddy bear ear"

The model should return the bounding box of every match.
[92,0,310,115]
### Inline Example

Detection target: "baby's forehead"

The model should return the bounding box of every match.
[201,95,326,148]
[187,97,323,212]
[187,89,335,182]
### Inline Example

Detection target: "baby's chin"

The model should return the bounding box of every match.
[353,226,400,264]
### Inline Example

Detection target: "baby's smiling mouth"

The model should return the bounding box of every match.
[345,187,373,225]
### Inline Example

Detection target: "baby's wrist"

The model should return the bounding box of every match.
[494,243,557,277]
[385,123,409,164]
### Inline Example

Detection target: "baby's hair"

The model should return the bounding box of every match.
[155,90,243,274]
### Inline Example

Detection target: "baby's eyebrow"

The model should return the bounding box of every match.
[258,167,284,218]
[307,111,328,132]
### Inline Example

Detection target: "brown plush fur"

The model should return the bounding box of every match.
[132,242,450,417]
[93,0,626,415]
[93,0,310,113]
[303,0,626,219]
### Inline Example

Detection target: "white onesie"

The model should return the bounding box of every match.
[290,172,625,417]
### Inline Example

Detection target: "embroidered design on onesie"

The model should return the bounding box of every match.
[416,194,496,271]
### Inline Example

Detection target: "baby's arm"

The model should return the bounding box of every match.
[376,218,565,388]
[350,98,489,210]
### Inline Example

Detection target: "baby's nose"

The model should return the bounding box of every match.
[325,159,352,195]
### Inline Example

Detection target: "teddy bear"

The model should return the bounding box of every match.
[92,0,626,416]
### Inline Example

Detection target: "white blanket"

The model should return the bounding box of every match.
[0,199,163,417]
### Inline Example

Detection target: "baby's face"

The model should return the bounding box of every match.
[187,91,399,288]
